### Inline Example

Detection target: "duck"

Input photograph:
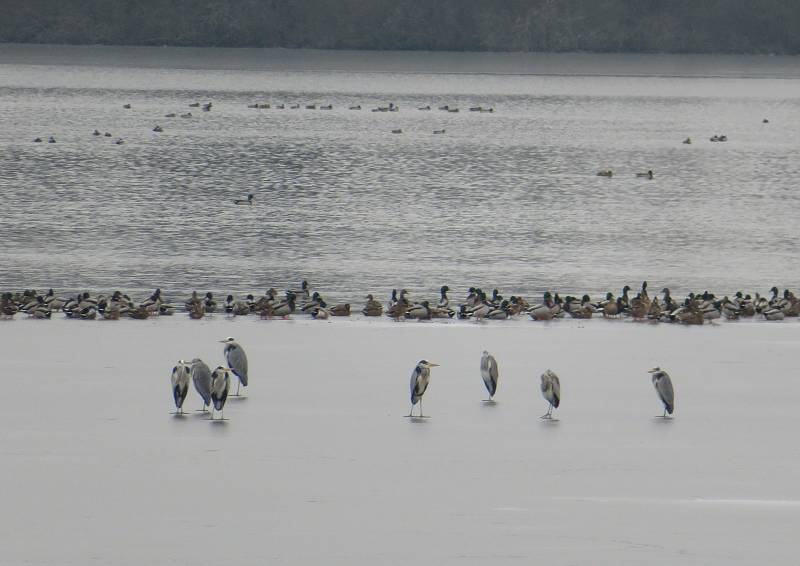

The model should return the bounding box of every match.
[479,107,494,113]
[204,292,217,314]
[387,289,410,320]
[123,103,131,109]
[529,291,556,321]
[202,103,212,111]
[682,137,692,144]
[447,108,459,113]
[406,301,431,320]
[438,105,450,111]
[349,105,362,110]
[180,112,192,118]
[33,137,42,143]
[164,113,176,118]
[188,102,200,107]
[486,301,510,320]
[115,138,124,145]
[276,104,285,109]
[320,104,332,110]
[418,105,431,111]
[48,136,56,143]
[92,129,101,136]
[433,129,446,134]
[270,292,296,318]
[636,170,654,179]
[305,104,317,110]
[362,294,383,316]
[290,104,300,109]
[596,170,613,177]
[234,194,254,205]
[469,106,483,112]
[153,125,163,132]
[391,129,402,134]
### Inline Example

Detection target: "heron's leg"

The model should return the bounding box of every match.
[419,399,423,418]
[235,381,240,396]
[407,404,413,417]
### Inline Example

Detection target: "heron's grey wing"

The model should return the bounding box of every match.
[227,346,248,385]
[551,373,561,408]
[488,355,499,390]
[214,375,230,410]
[658,374,674,413]
[192,363,212,405]
[410,368,419,403]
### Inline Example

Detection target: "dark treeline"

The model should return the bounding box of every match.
[3,0,800,54]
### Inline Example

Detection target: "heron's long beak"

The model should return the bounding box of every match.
[428,362,440,367]
[647,367,659,373]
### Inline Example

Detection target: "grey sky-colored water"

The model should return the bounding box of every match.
[1,45,799,302]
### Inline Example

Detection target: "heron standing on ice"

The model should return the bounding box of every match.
[221,337,248,396]
[480,351,499,400]
[170,360,192,414]
[408,360,439,417]
[190,358,213,413]
[210,366,232,420]
[540,369,561,419]
[649,367,675,417]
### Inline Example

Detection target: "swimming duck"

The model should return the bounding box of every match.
[202,103,212,111]
[433,129,446,134]
[320,104,332,110]
[123,103,131,109]
[406,301,431,320]
[349,105,362,110]
[418,105,431,111]
[596,170,613,177]
[153,125,163,132]
[93,129,101,136]
[635,170,654,179]
[234,194,254,205]
[682,137,692,144]
[391,129,402,134]
[165,113,176,117]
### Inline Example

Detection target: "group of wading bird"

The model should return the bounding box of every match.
[408,355,675,419]
[3,280,799,323]
[169,339,676,421]
[171,337,248,420]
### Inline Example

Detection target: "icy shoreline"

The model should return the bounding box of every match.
[2,316,799,565]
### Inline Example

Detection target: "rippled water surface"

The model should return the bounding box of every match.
[2,44,799,302]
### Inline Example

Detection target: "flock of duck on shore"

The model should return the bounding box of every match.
[2,281,797,323]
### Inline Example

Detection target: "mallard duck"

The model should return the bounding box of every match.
[362,294,383,316]
[596,170,613,177]
[406,301,431,320]
[329,303,350,317]
[418,105,431,111]
[153,125,163,132]
[271,292,296,318]
[635,170,654,179]
[349,105,361,110]
[234,194,254,205]
[204,292,217,313]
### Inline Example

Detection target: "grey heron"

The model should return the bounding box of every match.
[171,360,192,414]
[540,369,561,419]
[480,351,499,401]
[220,337,248,396]
[210,366,232,420]
[649,367,675,417]
[408,360,439,417]
[190,358,213,413]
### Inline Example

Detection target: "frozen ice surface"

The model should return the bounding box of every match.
[2,316,799,564]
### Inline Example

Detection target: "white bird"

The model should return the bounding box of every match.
[649,367,675,417]
[190,358,213,413]
[210,366,232,420]
[540,369,561,419]
[170,360,192,414]
[220,337,248,396]
[480,351,499,400]
[408,360,439,418]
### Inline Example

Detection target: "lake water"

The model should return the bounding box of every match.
[2,44,799,303]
